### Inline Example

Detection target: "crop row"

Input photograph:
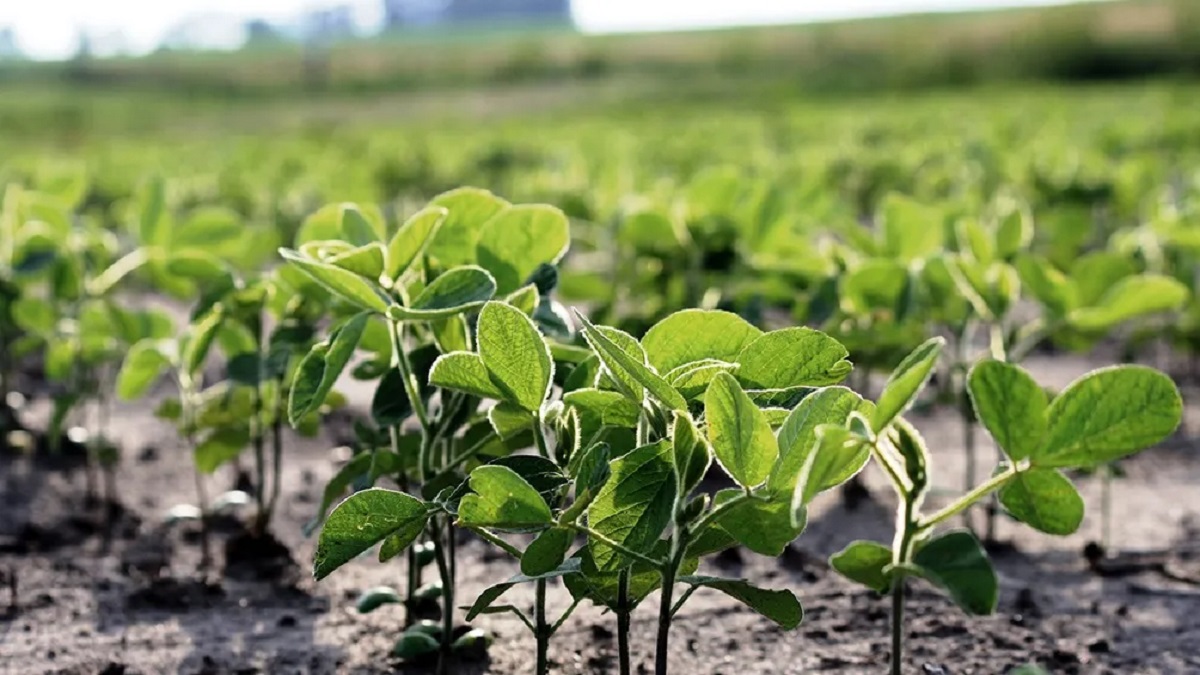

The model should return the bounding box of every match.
[0,174,1191,672]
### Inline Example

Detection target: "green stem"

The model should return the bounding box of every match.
[535,578,549,675]
[869,440,911,498]
[917,464,1021,532]
[655,531,689,675]
[616,571,632,675]
[890,578,905,675]
[265,386,284,530]
[388,320,432,484]
[469,527,524,559]
[532,412,550,460]
[430,518,454,675]
[1101,464,1113,552]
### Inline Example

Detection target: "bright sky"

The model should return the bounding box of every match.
[1,0,1076,60]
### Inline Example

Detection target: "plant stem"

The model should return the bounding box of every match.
[961,392,976,531]
[193,461,211,569]
[535,578,550,675]
[430,518,454,675]
[890,578,905,675]
[654,532,689,675]
[917,464,1021,532]
[265,384,283,530]
[616,571,632,675]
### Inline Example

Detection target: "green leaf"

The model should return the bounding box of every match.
[379,517,427,562]
[138,176,167,247]
[431,315,471,354]
[116,339,172,400]
[182,307,224,377]
[641,309,763,373]
[705,372,777,488]
[995,207,1032,260]
[677,576,803,629]
[428,187,510,267]
[12,297,55,334]
[587,440,676,571]
[387,206,448,280]
[488,402,533,440]
[505,284,540,315]
[464,559,581,621]
[872,336,944,433]
[328,244,385,280]
[913,530,998,616]
[792,424,865,510]
[389,266,497,320]
[458,465,553,530]
[1068,274,1189,332]
[968,360,1047,461]
[304,450,406,536]
[521,527,573,576]
[999,468,1084,535]
[665,359,740,400]
[769,386,870,497]
[713,489,803,556]
[576,312,688,412]
[288,312,369,425]
[879,193,944,262]
[476,204,570,294]
[563,388,641,429]
[1015,254,1073,316]
[477,301,553,412]
[194,427,250,474]
[567,541,689,611]
[341,204,384,246]
[371,369,411,426]
[735,328,852,390]
[429,352,507,400]
[1036,365,1181,467]
[672,411,711,494]
[830,540,893,593]
[313,488,430,580]
[279,248,388,313]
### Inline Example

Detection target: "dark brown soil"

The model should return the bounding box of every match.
[2,352,1199,674]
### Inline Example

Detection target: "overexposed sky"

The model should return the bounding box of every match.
[1,0,1078,60]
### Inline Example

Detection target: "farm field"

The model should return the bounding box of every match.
[3,4,1200,673]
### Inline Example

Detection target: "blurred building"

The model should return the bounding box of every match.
[382,0,572,29]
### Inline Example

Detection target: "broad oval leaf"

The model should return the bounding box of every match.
[999,468,1084,535]
[340,204,385,246]
[387,205,448,280]
[116,339,173,400]
[872,336,944,433]
[769,386,870,497]
[587,440,676,571]
[967,360,1047,461]
[735,328,852,391]
[476,204,570,294]
[288,312,370,425]
[521,527,573,576]
[705,372,778,488]
[665,359,740,400]
[194,427,250,474]
[912,530,998,616]
[576,312,687,412]
[830,540,893,593]
[427,187,510,268]
[328,244,385,280]
[458,465,553,530]
[641,309,763,373]
[677,576,803,629]
[477,301,553,412]
[1068,274,1188,332]
[713,489,803,556]
[389,266,497,320]
[429,351,507,400]
[1036,365,1181,467]
[563,388,641,429]
[279,248,388,313]
[314,488,430,580]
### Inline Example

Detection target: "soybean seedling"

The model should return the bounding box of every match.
[823,338,1182,675]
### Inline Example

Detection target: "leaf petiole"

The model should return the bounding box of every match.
[916,463,1024,532]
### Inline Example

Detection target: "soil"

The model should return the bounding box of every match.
[2,351,1199,675]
